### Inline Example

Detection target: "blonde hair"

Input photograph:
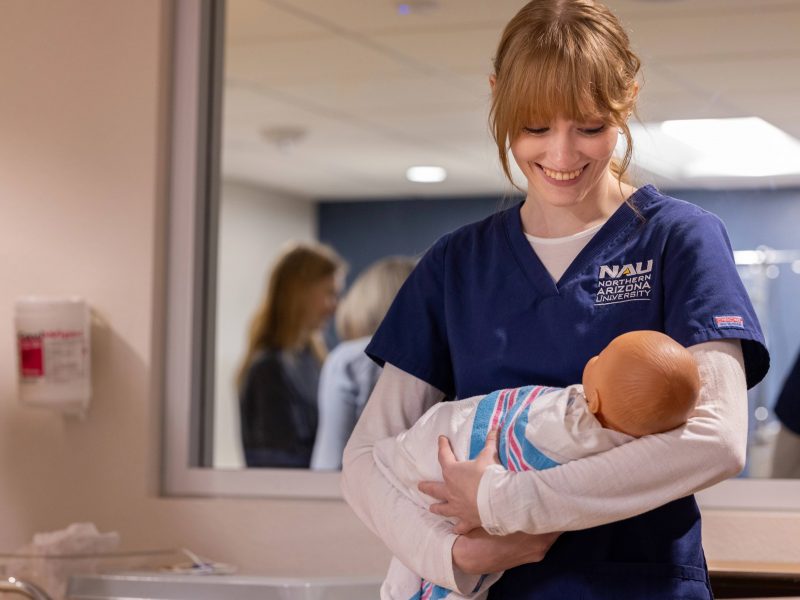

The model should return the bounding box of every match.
[237,242,345,390]
[335,256,416,341]
[490,0,641,190]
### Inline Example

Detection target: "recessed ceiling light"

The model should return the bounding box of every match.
[406,166,447,183]
[659,117,800,177]
[623,117,800,180]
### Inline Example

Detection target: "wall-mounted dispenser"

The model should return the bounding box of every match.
[14,297,91,417]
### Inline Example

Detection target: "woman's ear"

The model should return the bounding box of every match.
[489,74,496,93]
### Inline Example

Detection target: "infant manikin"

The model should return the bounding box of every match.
[374,330,701,600]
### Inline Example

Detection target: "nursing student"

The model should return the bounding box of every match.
[341,1,769,599]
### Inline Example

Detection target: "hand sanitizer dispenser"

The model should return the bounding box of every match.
[14,297,91,416]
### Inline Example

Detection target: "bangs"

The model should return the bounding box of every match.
[522,56,609,126]
[502,44,624,134]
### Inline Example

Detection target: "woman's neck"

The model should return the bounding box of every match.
[521,174,635,238]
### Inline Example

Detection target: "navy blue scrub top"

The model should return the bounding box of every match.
[775,350,800,435]
[367,185,769,600]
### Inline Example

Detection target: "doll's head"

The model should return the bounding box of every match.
[582,330,700,437]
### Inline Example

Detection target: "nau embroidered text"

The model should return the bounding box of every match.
[595,259,654,306]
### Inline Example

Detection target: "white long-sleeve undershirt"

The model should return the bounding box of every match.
[341,340,746,593]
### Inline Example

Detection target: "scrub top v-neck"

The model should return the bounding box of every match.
[505,186,646,297]
[524,221,603,283]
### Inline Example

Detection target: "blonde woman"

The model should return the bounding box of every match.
[237,242,344,468]
[311,256,416,470]
[342,1,768,598]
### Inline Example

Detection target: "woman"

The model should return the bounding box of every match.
[311,256,416,470]
[237,242,344,468]
[341,1,769,598]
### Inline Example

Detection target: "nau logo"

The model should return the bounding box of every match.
[595,259,654,306]
[599,260,653,279]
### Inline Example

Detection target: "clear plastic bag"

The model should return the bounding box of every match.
[2,523,119,600]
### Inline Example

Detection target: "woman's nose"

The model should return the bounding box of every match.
[546,132,579,168]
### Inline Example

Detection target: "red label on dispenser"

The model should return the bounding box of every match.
[18,334,44,377]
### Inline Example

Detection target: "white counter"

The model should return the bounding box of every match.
[67,572,381,600]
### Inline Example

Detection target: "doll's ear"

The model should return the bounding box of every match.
[587,389,601,415]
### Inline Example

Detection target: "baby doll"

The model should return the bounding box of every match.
[373,330,701,600]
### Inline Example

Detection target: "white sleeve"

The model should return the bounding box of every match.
[341,363,482,594]
[477,339,747,535]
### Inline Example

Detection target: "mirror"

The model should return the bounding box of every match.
[164,0,800,504]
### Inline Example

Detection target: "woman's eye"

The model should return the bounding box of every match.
[523,127,549,135]
[580,125,607,135]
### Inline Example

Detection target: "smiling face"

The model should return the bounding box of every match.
[490,1,641,202]
[510,116,620,210]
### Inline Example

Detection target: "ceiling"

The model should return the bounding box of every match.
[221,0,800,199]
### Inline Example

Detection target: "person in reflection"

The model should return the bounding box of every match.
[376,330,700,599]
[237,242,345,468]
[311,256,416,470]
[341,1,769,598]
[771,349,800,478]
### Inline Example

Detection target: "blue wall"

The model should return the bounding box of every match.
[318,187,800,410]
[317,195,518,286]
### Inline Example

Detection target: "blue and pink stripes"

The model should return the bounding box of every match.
[413,575,488,600]
[412,386,562,600]
[412,580,452,600]
[468,385,560,471]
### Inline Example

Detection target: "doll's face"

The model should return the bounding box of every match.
[581,344,627,431]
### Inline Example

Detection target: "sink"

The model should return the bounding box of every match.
[67,572,382,599]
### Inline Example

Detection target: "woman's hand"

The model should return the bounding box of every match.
[452,528,561,574]
[418,430,501,534]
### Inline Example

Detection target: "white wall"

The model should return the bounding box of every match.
[0,0,797,583]
[214,180,315,468]
[0,0,384,577]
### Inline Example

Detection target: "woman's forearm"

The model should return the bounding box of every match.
[478,339,746,536]
[453,529,560,575]
[341,364,483,594]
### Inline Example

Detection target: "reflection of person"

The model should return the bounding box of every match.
[237,242,344,468]
[772,349,800,478]
[311,257,416,470]
[341,1,769,598]
[377,330,701,600]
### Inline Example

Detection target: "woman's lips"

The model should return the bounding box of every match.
[538,164,586,182]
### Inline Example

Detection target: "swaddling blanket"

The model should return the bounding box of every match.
[373,384,634,600]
